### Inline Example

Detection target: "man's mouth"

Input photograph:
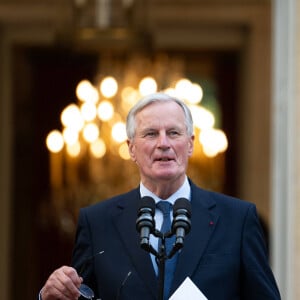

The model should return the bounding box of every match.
[155,157,173,161]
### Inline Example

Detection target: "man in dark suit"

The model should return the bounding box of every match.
[40,93,280,300]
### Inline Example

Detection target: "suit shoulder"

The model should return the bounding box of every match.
[79,188,139,216]
[191,183,255,212]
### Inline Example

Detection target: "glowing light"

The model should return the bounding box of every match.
[175,78,192,100]
[90,138,106,158]
[185,83,203,104]
[121,87,139,111]
[111,122,127,143]
[46,130,64,153]
[118,143,130,160]
[62,127,78,146]
[139,76,157,96]
[100,76,118,98]
[164,88,176,97]
[199,128,228,157]
[189,105,215,130]
[61,104,84,131]
[66,141,81,157]
[81,102,97,121]
[76,79,99,103]
[97,100,114,121]
[83,123,99,143]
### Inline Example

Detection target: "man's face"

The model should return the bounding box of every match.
[128,101,194,185]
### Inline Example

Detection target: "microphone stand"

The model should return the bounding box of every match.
[152,230,182,300]
[156,234,166,300]
[138,230,184,299]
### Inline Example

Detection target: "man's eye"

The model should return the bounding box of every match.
[145,132,157,137]
[169,131,179,136]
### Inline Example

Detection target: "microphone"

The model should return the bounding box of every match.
[172,198,192,249]
[136,196,156,250]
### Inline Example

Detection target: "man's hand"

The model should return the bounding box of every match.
[41,266,83,300]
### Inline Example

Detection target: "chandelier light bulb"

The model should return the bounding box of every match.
[189,105,215,130]
[175,78,192,100]
[97,100,114,121]
[76,79,99,103]
[100,76,118,98]
[46,130,64,153]
[83,123,100,143]
[213,129,228,152]
[81,102,97,121]
[139,76,157,96]
[111,122,127,143]
[61,104,84,131]
[199,128,227,157]
[186,83,203,104]
[66,141,81,157]
[62,127,79,146]
[121,87,139,110]
[164,88,176,97]
[90,138,106,158]
[118,143,131,160]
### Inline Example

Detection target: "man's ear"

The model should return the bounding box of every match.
[127,139,136,162]
[188,135,195,157]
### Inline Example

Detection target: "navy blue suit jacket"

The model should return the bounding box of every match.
[71,181,280,299]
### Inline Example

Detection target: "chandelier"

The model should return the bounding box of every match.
[44,54,228,233]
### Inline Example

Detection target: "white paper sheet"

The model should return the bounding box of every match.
[169,277,208,300]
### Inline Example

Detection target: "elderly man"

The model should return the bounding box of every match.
[40,93,280,300]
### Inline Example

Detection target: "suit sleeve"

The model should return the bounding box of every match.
[240,205,281,299]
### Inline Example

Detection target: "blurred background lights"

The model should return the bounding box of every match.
[46,130,64,153]
[189,105,215,130]
[185,83,203,104]
[81,102,97,121]
[100,76,118,98]
[76,79,93,101]
[66,141,81,157]
[118,142,131,160]
[199,128,228,157]
[111,122,127,143]
[46,58,228,162]
[76,79,99,103]
[97,100,114,121]
[139,76,157,96]
[61,104,84,131]
[175,78,192,99]
[63,127,79,146]
[90,138,106,158]
[83,123,99,143]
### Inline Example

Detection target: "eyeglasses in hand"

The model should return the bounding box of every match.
[77,250,104,299]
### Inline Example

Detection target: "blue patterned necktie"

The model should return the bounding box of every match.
[157,201,178,300]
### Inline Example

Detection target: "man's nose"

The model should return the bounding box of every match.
[157,133,170,148]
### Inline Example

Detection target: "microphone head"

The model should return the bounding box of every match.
[173,198,192,218]
[172,198,192,236]
[138,196,156,216]
[136,196,156,233]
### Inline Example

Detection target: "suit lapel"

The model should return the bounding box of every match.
[171,183,219,292]
[111,189,158,298]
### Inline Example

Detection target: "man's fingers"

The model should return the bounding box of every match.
[41,266,81,300]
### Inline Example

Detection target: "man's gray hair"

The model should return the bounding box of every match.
[126,92,194,140]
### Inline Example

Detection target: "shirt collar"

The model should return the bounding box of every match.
[139,176,191,205]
